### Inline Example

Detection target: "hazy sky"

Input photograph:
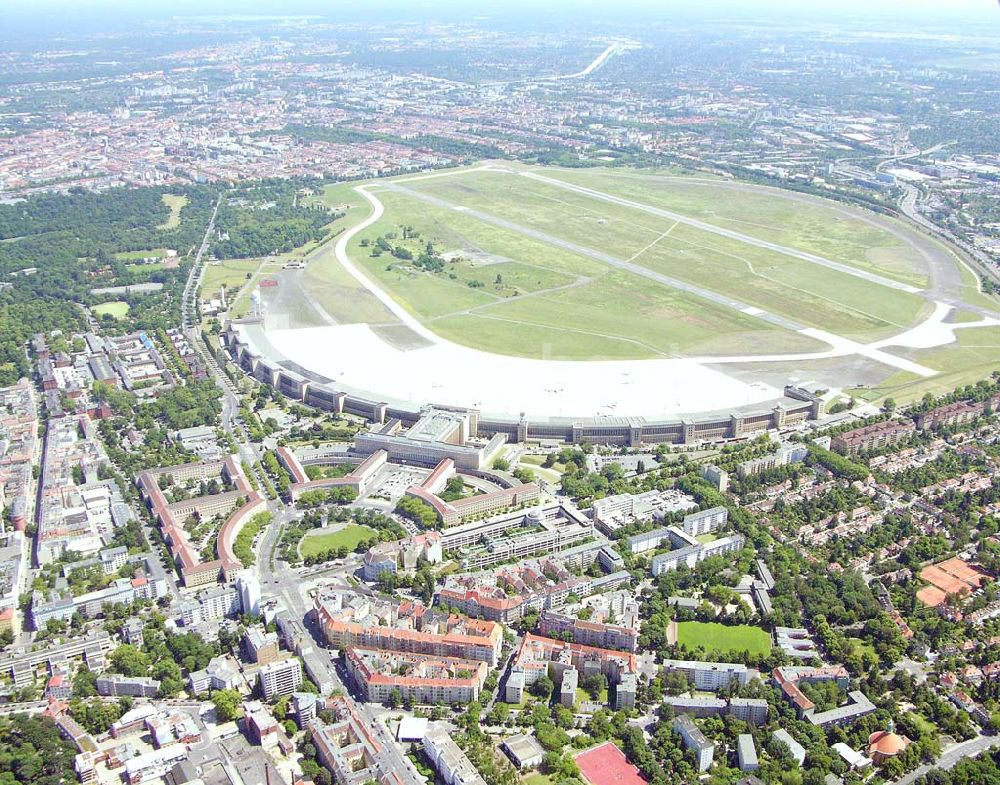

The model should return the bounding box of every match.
[0,0,997,37]
[0,0,996,14]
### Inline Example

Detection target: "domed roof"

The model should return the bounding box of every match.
[868,731,908,757]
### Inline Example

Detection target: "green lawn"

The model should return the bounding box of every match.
[523,773,553,785]
[158,194,188,230]
[115,248,172,261]
[200,259,262,301]
[906,712,937,736]
[537,166,931,287]
[93,301,130,319]
[861,325,1000,405]
[299,524,376,558]
[577,686,609,705]
[308,164,942,360]
[675,621,772,657]
[848,637,878,662]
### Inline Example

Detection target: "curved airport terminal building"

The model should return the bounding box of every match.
[222,319,824,446]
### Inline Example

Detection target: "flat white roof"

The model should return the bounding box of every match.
[397,716,429,741]
[257,323,782,420]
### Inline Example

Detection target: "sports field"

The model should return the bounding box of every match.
[319,164,935,360]
[93,301,130,319]
[675,621,772,657]
[299,524,375,557]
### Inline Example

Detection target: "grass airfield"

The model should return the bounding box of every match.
[249,162,1000,411]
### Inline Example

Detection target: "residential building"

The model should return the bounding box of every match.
[293,692,318,729]
[661,659,749,691]
[188,655,244,694]
[345,647,488,705]
[96,674,160,698]
[505,633,637,710]
[424,724,488,785]
[737,734,758,773]
[673,715,714,772]
[316,594,503,666]
[311,698,390,785]
[650,534,746,576]
[831,421,915,455]
[244,626,280,664]
[539,610,639,653]
[258,657,303,699]
[729,698,770,726]
[772,729,805,766]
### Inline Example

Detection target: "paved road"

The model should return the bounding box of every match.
[898,182,1000,305]
[178,202,268,491]
[892,733,1000,785]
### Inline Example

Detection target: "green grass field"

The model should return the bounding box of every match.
[115,248,172,261]
[200,259,262,300]
[158,194,188,230]
[675,621,772,657]
[906,712,937,736]
[286,164,1000,407]
[402,169,928,342]
[93,301,130,319]
[577,686,609,705]
[860,326,1000,404]
[299,164,944,361]
[299,524,376,558]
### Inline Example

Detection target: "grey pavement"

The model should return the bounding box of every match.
[892,733,1000,785]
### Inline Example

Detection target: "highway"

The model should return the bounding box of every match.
[897,181,1000,297]
[559,41,626,79]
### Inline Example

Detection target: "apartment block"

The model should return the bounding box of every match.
[505,633,637,710]
[258,657,303,699]
[539,610,639,653]
[661,659,749,691]
[345,647,488,705]
[673,715,714,772]
[831,421,915,456]
[316,594,503,666]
